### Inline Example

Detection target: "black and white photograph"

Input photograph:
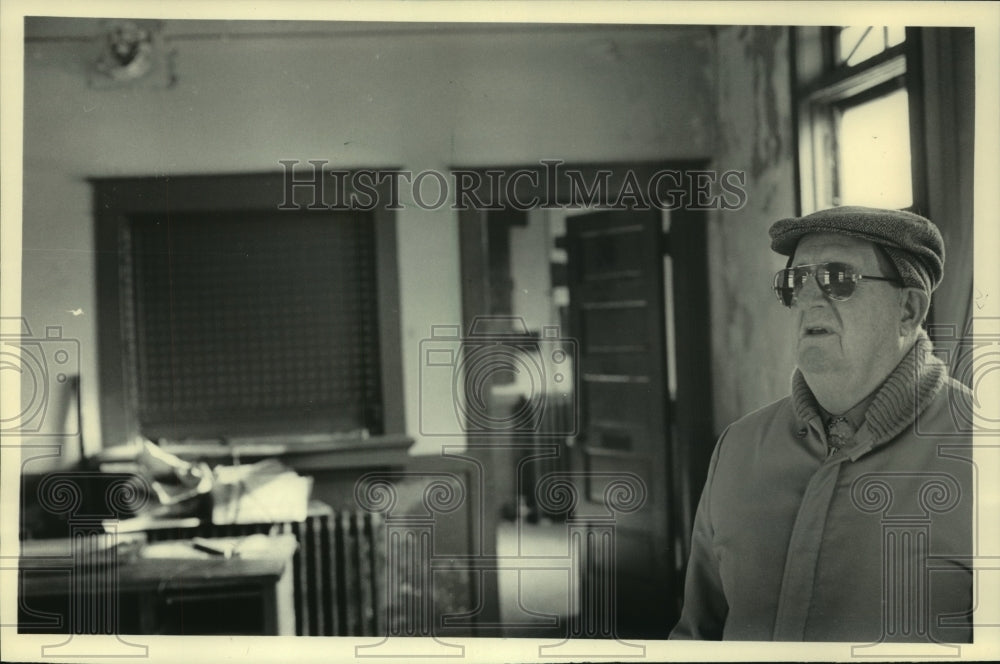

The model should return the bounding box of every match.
[1,1,998,662]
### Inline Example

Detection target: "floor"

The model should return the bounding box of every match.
[495,519,578,638]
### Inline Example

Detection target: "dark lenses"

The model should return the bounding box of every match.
[772,262,859,307]
[772,270,797,306]
[822,262,858,300]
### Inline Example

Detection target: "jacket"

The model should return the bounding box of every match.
[671,335,973,642]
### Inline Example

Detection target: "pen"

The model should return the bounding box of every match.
[191,537,235,559]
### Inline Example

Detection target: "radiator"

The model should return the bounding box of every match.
[145,500,384,636]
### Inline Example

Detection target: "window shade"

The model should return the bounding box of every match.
[125,209,382,440]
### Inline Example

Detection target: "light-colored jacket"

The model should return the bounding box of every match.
[671,336,973,642]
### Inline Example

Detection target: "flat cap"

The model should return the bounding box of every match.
[769,205,945,293]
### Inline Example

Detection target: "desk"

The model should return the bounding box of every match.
[20,534,297,636]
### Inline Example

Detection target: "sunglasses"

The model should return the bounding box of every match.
[772,262,902,307]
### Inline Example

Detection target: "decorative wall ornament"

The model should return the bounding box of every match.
[89,19,176,89]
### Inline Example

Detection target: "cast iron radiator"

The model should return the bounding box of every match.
[144,500,384,636]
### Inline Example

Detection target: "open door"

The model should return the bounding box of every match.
[454,162,714,638]
[564,208,677,638]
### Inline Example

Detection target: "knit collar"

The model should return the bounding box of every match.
[792,332,946,460]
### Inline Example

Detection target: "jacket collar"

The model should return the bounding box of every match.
[791,331,946,460]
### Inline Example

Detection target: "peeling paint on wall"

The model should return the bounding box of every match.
[746,26,786,178]
[708,26,798,434]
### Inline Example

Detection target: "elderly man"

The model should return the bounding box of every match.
[671,206,973,642]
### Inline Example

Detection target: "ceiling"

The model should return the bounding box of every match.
[24,17,707,43]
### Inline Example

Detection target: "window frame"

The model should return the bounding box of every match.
[794,27,925,214]
[93,171,405,448]
[793,27,976,373]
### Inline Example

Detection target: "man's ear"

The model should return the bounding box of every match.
[899,287,930,335]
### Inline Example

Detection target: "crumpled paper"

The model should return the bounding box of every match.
[136,440,213,506]
[211,459,312,524]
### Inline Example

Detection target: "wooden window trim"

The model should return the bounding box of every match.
[93,172,405,448]
[794,27,924,213]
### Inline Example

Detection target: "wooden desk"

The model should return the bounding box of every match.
[20,534,297,636]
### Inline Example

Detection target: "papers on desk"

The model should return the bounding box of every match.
[99,441,313,526]
[211,460,312,525]
[105,514,202,533]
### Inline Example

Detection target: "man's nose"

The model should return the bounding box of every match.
[795,274,827,307]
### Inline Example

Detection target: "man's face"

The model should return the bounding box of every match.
[790,233,904,386]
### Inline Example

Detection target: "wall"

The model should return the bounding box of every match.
[707,26,798,434]
[509,213,557,335]
[19,20,715,470]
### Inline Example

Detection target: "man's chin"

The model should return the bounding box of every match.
[797,347,839,375]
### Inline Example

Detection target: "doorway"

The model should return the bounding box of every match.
[456,161,714,639]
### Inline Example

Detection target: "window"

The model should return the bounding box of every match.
[794,26,917,213]
[126,210,381,440]
[95,173,404,446]
[836,87,912,208]
[794,27,977,377]
[837,26,905,67]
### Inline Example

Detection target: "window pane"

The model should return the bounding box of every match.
[838,26,905,66]
[837,88,912,208]
[839,26,881,65]
[886,26,906,48]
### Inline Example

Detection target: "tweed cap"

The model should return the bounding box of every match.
[769,205,945,293]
